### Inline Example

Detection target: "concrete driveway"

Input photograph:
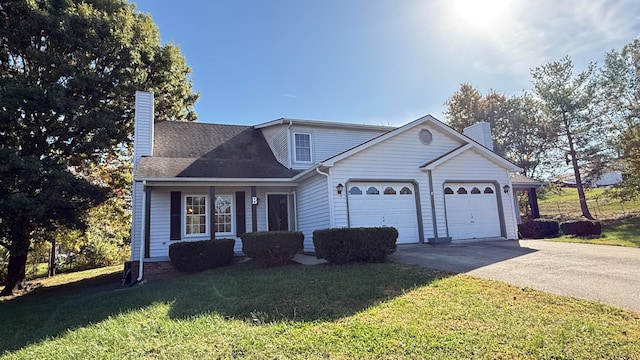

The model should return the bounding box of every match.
[388,240,640,313]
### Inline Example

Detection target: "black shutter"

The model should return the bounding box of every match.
[236,191,246,236]
[170,191,181,240]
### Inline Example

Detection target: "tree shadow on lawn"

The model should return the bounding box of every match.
[0,261,446,353]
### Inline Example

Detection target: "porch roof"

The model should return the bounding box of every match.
[135,120,300,180]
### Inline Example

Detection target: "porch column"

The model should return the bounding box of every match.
[251,186,258,232]
[210,186,216,240]
[528,188,540,219]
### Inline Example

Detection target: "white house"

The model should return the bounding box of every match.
[128,91,522,281]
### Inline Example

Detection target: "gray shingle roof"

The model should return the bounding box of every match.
[135,121,300,179]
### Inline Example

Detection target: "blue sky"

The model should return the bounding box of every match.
[132,0,640,126]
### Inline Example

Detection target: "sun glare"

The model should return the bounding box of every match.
[453,0,510,29]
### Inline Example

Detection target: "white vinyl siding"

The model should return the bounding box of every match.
[330,125,465,241]
[260,124,289,167]
[431,149,518,240]
[133,91,154,170]
[296,174,331,252]
[130,181,144,260]
[288,125,388,169]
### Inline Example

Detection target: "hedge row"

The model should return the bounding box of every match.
[313,227,398,264]
[518,219,602,238]
[169,239,235,273]
[560,220,602,236]
[241,231,303,266]
[518,220,559,239]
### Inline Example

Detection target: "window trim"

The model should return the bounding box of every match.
[214,194,234,236]
[182,193,235,238]
[293,132,313,163]
[183,194,210,238]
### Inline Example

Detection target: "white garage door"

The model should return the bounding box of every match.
[347,182,419,244]
[444,183,501,240]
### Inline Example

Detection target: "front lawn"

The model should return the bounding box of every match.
[538,187,640,220]
[1,263,638,359]
[535,187,640,247]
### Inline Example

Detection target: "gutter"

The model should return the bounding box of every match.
[137,180,147,282]
[315,167,335,227]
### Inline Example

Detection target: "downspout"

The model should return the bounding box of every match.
[137,180,147,282]
[287,120,293,169]
[315,167,335,227]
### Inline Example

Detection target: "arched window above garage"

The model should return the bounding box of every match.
[383,187,396,195]
[366,186,380,195]
[444,187,454,195]
[400,186,413,195]
[483,187,494,194]
[349,186,362,195]
[457,187,468,194]
[471,187,481,194]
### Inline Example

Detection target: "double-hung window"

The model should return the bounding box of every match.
[184,194,233,236]
[294,133,312,162]
[185,195,207,236]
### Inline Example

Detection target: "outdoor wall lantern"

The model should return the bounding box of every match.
[503,184,510,194]
[336,183,344,195]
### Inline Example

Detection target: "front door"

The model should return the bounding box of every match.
[268,194,288,231]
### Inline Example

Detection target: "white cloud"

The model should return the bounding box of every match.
[447,0,640,74]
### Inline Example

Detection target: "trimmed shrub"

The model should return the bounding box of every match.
[518,220,560,239]
[169,239,235,273]
[313,227,398,264]
[560,220,602,237]
[241,231,304,266]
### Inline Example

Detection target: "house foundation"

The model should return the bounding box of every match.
[123,260,181,284]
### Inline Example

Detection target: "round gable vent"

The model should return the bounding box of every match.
[419,129,433,145]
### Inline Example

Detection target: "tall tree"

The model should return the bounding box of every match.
[531,56,603,220]
[0,0,199,295]
[444,84,552,177]
[500,93,555,178]
[601,38,640,200]
[444,83,483,132]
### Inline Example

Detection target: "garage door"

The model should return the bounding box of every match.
[347,182,419,244]
[444,183,501,240]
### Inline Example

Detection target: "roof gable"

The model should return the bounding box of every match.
[319,115,519,169]
[135,121,300,179]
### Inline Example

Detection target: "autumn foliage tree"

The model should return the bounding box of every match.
[0,0,198,295]
[444,84,553,178]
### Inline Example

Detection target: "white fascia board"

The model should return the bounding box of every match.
[421,144,522,172]
[255,118,395,132]
[253,118,286,129]
[291,163,326,182]
[138,178,298,187]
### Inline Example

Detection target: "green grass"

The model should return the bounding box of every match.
[538,187,640,221]
[536,187,640,247]
[1,263,638,359]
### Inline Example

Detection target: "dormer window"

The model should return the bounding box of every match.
[294,133,312,162]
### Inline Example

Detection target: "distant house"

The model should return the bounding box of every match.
[128,92,522,281]
[553,171,622,188]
